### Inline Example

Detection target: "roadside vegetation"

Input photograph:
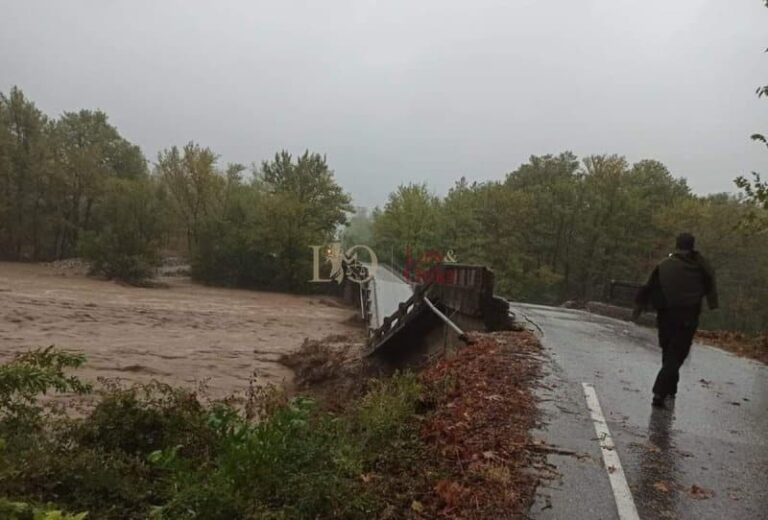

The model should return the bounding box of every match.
[0,332,543,519]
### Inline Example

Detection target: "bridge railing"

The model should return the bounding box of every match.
[364,282,432,354]
[341,258,373,323]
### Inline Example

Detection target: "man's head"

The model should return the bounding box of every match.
[675,232,696,251]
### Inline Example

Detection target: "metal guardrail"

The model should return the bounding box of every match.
[607,280,642,308]
[363,282,432,355]
[350,261,508,356]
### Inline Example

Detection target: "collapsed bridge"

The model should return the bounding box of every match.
[343,260,513,358]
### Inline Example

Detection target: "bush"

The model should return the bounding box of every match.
[0,498,87,520]
[75,382,213,457]
[79,178,163,284]
[356,372,422,454]
[0,347,91,431]
[0,351,428,519]
[152,397,373,519]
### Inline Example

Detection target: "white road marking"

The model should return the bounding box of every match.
[582,382,640,520]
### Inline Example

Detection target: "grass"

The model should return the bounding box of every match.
[0,348,428,519]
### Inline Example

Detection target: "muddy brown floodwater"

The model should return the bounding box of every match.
[0,262,364,403]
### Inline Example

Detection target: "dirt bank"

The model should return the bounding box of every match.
[0,262,364,401]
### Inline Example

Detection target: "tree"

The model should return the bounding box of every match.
[503,152,581,297]
[372,183,442,265]
[79,177,164,284]
[260,151,352,236]
[0,87,52,260]
[734,0,768,227]
[192,151,351,291]
[192,180,280,288]
[0,88,148,261]
[52,110,147,258]
[439,178,486,261]
[156,143,223,250]
[257,151,351,289]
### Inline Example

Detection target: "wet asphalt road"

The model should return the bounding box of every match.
[515,303,768,520]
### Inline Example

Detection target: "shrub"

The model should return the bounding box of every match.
[0,351,429,519]
[75,382,213,457]
[79,178,163,285]
[0,347,91,431]
[356,372,422,454]
[0,498,87,520]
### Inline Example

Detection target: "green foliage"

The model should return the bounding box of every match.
[0,87,53,260]
[735,174,768,230]
[0,89,149,261]
[0,87,351,293]
[261,151,352,235]
[372,153,768,332]
[0,347,91,429]
[0,498,87,520]
[75,382,212,457]
[155,396,372,519]
[79,178,164,284]
[372,183,442,265]
[192,152,351,292]
[734,0,768,226]
[156,143,224,250]
[191,184,281,288]
[355,372,421,454]
[0,351,427,519]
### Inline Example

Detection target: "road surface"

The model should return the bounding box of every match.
[515,303,767,520]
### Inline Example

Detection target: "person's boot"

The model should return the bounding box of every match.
[652,394,666,408]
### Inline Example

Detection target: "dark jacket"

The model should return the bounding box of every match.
[635,250,718,312]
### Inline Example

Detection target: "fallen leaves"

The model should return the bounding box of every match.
[688,484,715,500]
[418,330,544,518]
[652,481,716,501]
[410,500,425,513]
[434,480,471,509]
[695,330,768,365]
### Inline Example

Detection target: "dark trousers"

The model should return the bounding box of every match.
[652,307,700,397]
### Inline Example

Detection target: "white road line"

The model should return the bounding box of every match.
[582,382,640,520]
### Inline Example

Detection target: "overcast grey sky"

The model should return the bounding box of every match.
[1,0,765,207]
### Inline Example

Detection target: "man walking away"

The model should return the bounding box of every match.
[633,233,719,408]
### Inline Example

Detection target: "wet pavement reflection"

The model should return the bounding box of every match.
[521,302,768,519]
[638,403,680,519]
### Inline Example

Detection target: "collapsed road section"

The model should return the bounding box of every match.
[341,259,515,361]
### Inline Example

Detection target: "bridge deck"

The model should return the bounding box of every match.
[366,264,413,330]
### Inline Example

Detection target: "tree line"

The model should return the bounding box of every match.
[2,86,767,332]
[360,153,768,333]
[0,87,351,289]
